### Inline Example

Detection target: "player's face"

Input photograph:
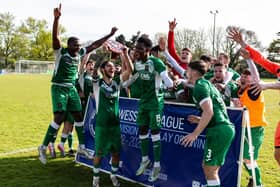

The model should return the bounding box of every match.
[214,66,226,82]
[129,49,136,62]
[115,65,121,74]
[103,62,116,79]
[86,62,94,75]
[134,42,149,61]
[240,73,251,86]
[68,39,82,56]
[186,68,195,84]
[181,50,191,63]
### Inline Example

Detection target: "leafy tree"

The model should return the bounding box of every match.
[0,12,29,68]
[261,35,280,78]
[18,17,66,60]
[170,28,208,60]
[222,26,263,73]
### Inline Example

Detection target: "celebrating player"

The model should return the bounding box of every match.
[38,3,117,164]
[91,48,132,187]
[180,60,235,187]
[133,36,173,182]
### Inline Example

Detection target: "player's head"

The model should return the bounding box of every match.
[100,60,116,79]
[67,36,81,56]
[151,45,160,58]
[86,59,95,74]
[134,36,153,61]
[187,60,208,83]
[218,53,230,67]
[200,54,212,70]
[115,63,122,75]
[213,62,226,82]
[181,47,192,64]
[240,68,252,86]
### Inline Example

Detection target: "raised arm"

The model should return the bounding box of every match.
[163,50,185,78]
[228,27,280,76]
[78,53,91,75]
[227,27,247,48]
[159,37,185,78]
[167,18,181,62]
[52,4,62,50]
[85,27,118,54]
[240,49,260,82]
[245,45,280,75]
[120,47,134,82]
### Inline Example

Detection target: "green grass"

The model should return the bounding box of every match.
[0,75,279,187]
[0,74,142,187]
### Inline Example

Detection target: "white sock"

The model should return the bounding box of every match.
[142,156,148,162]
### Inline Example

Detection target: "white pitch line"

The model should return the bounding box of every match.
[0,147,37,157]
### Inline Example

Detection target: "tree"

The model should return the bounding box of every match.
[267,38,280,62]
[173,28,208,60]
[261,35,280,78]
[18,17,66,61]
[222,26,263,72]
[0,12,29,68]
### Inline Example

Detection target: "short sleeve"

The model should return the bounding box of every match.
[193,81,210,105]
[152,57,166,74]
[229,82,238,98]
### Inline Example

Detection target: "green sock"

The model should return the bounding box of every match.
[254,166,262,186]
[49,133,57,144]
[60,133,68,144]
[111,162,119,175]
[140,137,149,157]
[68,133,73,149]
[75,125,84,145]
[153,140,161,162]
[243,163,250,173]
[244,163,262,185]
[43,124,58,146]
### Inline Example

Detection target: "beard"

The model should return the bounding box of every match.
[104,71,114,79]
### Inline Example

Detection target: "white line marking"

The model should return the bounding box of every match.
[0,147,37,157]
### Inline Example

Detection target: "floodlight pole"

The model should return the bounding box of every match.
[210,10,219,56]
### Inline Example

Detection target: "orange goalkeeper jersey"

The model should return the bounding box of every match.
[245,45,280,80]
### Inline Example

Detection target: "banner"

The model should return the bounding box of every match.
[76,97,244,187]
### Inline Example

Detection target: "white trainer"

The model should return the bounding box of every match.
[110,175,120,187]
[38,145,47,164]
[136,159,151,176]
[148,166,161,182]
[92,176,100,187]
[77,145,93,159]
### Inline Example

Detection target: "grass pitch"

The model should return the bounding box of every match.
[0,74,279,187]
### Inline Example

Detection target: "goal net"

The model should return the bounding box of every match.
[15,60,54,74]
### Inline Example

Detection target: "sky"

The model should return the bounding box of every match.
[1,0,280,48]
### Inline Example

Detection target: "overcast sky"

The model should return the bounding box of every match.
[1,0,280,47]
